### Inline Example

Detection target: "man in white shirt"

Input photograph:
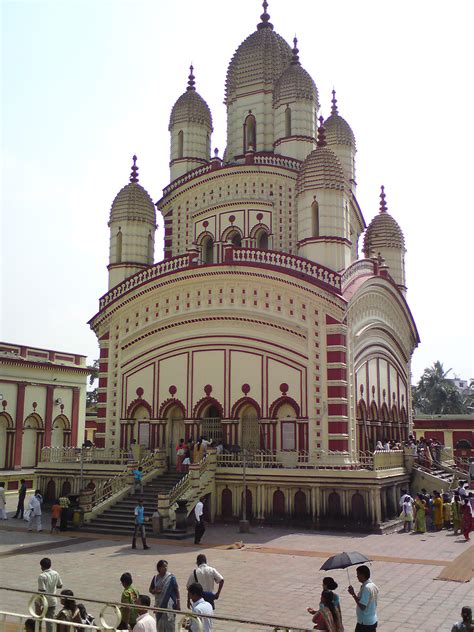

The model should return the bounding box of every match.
[186,555,224,608]
[399,488,413,507]
[194,498,205,544]
[0,482,7,520]
[28,490,43,532]
[132,595,157,632]
[188,583,213,632]
[38,557,63,632]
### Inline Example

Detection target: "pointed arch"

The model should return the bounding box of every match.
[52,414,71,431]
[356,399,367,420]
[116,229,123,263]
[0,411,14,429]
[311,199,319,237]
[381,403,390,422]
[127,397,152,418]
[391,405,399,423]
[193,396,224,419]
[221,225,243,245]
[23,413,44,429]
[268,396,301,419]
[231,396,261,420]
[369,401,378,422]
[159,398,186,419]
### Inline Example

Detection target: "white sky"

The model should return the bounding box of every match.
[1,0,473,383]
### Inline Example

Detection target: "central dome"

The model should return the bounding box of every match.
[225,4,292,105]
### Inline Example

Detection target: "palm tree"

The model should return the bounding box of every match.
[413,361,468,414]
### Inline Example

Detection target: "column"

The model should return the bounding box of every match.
[13,383,27,469]
[71,387,80,447]
[44,385,54,447]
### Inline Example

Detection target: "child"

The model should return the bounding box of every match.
[132,466,143,494]
[51,499,61,533]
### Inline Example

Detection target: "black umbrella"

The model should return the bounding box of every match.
[320,551,372,584]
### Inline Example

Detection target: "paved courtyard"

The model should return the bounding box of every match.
[0,496,472,631]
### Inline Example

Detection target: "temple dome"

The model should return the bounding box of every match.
[225,4,292,104]
[169,66,212,131]
[324,90,355,147]
[296,127,345,194]
[109,157,155,225]
[363,187,405,255]
[273,38,318,108]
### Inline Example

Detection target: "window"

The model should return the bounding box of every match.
[244,114,256,152]
[201,236,214,264]
[285,106,291,137]
[311,200,319,237]
[228,230,242,248]
[177,130,184,159]
[281,422,296,451]
[255,229,269,249]
[116,230,122,263]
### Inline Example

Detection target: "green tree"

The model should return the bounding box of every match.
[413,361,468,414]
[86,359,99,409]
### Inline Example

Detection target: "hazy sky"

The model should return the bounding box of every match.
[1,0,473,383]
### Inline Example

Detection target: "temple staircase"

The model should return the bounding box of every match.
[80,471,184,537]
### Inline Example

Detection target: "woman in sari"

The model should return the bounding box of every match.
[176,439,185,473]
[149,559,181,631]
[452,494,462,535]
[433,490,443,530]
[461,497,473,541]
[307,590,340,631]
[414,493,427,533]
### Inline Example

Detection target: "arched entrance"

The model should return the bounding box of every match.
[273,489,285,518]
[200,404,223,445]
[51,415,69,447]
[275,403,297,452]
[0,413,13,469]
[133,404,151,448]
[239,405,259,451]
[167,405,185,467]
[22,414,43,467]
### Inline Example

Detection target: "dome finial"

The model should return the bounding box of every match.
[379,185,387,212]
[331,89,338,115]
[257,0,273,30]
[291,36,300,65]
[317,116,327,147]
[130,155,139,183]
[187,64,196,91]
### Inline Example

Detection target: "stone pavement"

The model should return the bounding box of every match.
[0,499,472,632]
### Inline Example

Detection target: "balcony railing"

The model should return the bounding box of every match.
[40,447,130,465]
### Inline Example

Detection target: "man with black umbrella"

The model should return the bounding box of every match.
[348,565,379,631]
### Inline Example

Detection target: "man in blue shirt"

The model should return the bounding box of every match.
[133,466,143,494]
[348,565,379,631]
[132,499,150,550]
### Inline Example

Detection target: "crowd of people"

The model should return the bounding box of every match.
[399,482,473,540]
[28,554,224,632]
[174,436,223,473]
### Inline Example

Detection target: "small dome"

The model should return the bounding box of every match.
[296,122,344,193]
[169,66,212,131]
[109,156,156,225]
[363,187,405,255]
[273,38,319,108]
[226,4,292,104]
[324,90,356,147]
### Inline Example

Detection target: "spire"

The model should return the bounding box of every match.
[257,0,273,30]
[186,64,196,91]
[130,155,139,183]
[317,116,327,147]
[379,185,387,213]
[291,36,300,65]
[331,89,339,115]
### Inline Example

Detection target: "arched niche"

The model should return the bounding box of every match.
[239,404,259,451]
[244,113,256,152]
[273,489,285,518]
[221,488,233,519]
[22,414,43,468]
[166,405,185,467]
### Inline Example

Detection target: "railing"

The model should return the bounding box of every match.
[229,248,342,290]
[253,153,302,170]
[0,587,305,632]
[162,163,214,198]
[168,468,192,507]
[88,449,166,513]
[372,449,405,470]
[40,447,130,465]
[98,253,196,310]
[341,258,375,288]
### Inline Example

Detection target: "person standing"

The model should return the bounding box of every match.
[451,606,474,632]
[55,590,81,632]
[51,499,61,534]
[348,565,378,632]
[452,494,462,535]
[14,479,27,519]
[0,482,7,520]
[176,439,185,473]
[132,595,157,632]
[413,493,427,533]
[402,495,414,533]
[187,583,213,632]
[307,590,338,631]
[186,554,224,610]
[132,498,150,550]
[432,490,443,530]
[194,498,205,544]
[133,466,144,495]
[118,573,140,630]
[28,490,43,532]
[59,494,70,531]
[149,559,180,631]
[38,557,63,631]
[461,497,473,541]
